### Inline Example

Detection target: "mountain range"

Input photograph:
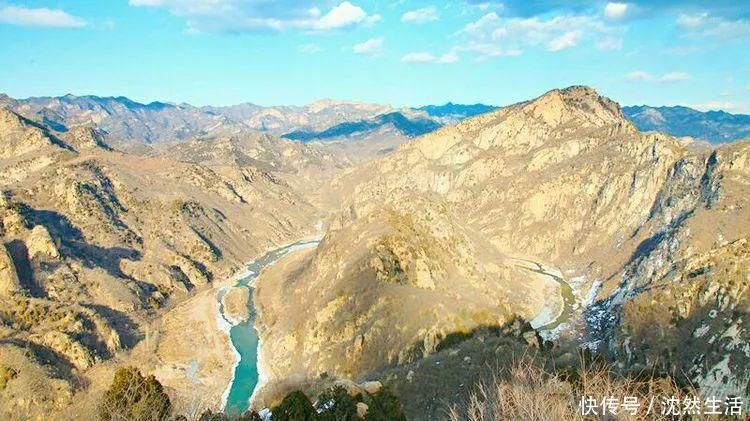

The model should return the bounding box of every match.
[3,93,749,147]
[0,87,749,419]
[248,86,750,417]
[282,112,442,142]
[622,105,750,143]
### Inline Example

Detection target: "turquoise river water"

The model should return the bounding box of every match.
[218,239,320,414]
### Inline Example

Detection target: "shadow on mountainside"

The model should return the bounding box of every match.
[5,239,46,298]
[23,208,141,280]
[366,319,546,421]
[0,339,81,385]
[86,304,143,350]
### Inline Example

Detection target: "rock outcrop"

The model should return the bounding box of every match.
[222,286,250,325]
[26,225,60,260]
[63,126,110,151]
[0,243,21,297]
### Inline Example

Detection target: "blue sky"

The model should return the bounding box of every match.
[1,0,749,112]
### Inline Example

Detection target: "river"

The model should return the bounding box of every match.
[516,259,576,333]
[218,239,321,414]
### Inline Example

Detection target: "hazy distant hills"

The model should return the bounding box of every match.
[0,93,479,145]
[282,111,441,142]
[0,94,397,143]
[416,102,499,123]
[623,105,750,143]
[1,93,234,143]
[4,92,749,145]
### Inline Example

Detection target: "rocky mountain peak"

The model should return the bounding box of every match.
[0,107,26,130]
[64,125,111,151]
[520,85,631,130]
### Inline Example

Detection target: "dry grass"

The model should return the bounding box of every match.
[447,358,701,421]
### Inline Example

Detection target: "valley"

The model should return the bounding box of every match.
[0,86,748,420]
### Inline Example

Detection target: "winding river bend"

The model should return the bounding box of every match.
[218,239,321,414]
[516,259,576,332]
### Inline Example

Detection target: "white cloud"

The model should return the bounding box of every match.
[465,1,503,13]
[314,2,379,31]
[402,52,436,63]
[457,12,616,59]
[128,0,380,33]
[677,13,706,29]
[625,71,691,83]
[437,51,459,64]
[660,72,691,83]
[461,12,499,35]
[455,42,521,59]
[401,50,460,64]
[547,30,581,51]
[0,5,86,28]
[401,6,439,24]
[353,37,383,56]
[624,71,654,82]
[687,101,748,113]
[299,43,322,54]
[596,37,622,50]
[604,2,628,20]
[677,13,750,40]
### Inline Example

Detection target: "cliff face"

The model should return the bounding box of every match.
[254,87,749,402]
[594,141,750,399]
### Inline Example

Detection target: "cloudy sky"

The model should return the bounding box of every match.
[1,0,749,111]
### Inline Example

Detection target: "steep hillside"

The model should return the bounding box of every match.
[623,105,750,143]
[0,107,331,418]
[252,86,749,406]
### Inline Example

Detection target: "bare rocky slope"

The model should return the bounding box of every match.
[253,86,749,407]
[0,106,342,418]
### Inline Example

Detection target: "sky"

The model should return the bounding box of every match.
[1,0,749,112]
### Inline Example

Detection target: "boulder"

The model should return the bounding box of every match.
[333,379,364,397]
[172,255,210,286]
[41,331,95,370]
[359,381,382,395]
[356,402,368,419]
[26,225,60,260]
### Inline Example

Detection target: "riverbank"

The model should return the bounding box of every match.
[248,246,320,409]
[131,234,323,415]
[220,237,322,413]
[150,282,237,413]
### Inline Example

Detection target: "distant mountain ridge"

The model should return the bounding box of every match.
[416,102,499,123]
[6,92,749,145]
[2,93,498,145]
[623,105,750,143]
[281,111,442,142]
